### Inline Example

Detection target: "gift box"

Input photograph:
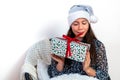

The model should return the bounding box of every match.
[50,37,90,62]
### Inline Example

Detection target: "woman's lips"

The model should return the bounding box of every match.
[77,32,84,35]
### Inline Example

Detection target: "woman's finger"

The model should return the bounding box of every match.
[51,54,64,62]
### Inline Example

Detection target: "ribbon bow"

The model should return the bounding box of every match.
[62,35,80,58]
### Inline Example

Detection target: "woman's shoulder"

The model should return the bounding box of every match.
[93,39,106,55]
[93,39,105,48]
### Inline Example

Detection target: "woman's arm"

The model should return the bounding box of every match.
[83,52,96,77]
[95,40,110,80]
[83,40,110,80]
[51,54,65,72]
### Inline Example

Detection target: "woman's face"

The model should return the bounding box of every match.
[71,18,89,38]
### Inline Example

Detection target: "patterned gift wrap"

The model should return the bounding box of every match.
[50,37,90,62]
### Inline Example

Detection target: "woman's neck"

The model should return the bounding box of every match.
[76,37,83,41]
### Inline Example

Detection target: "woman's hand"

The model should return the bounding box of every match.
[83,51,96,77]
[51,54,65,72]
[83,51,91,71]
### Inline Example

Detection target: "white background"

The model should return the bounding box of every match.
[0,0,120,80]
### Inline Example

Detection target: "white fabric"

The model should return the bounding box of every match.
[20,38,51,80]
[20,63,37,80]
[68,11,90,26]
[37,59,50,80]
[50,74,99,80]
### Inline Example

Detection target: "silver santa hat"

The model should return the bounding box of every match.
[68,5,98,26]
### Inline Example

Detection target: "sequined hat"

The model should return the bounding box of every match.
[68,5,98,26]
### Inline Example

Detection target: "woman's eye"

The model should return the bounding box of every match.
[73,24,78,26]
[82,22,87,25]
[73,23,79,26]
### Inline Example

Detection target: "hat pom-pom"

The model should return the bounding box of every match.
[90,15,98,23]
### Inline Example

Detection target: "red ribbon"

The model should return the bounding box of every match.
[62,33,83,58]
[62,35,80,58]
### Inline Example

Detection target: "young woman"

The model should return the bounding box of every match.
[48,5,111,80]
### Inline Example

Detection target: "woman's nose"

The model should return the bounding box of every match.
[78,24,83,30]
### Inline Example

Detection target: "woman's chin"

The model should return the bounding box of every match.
[78,34,85,38]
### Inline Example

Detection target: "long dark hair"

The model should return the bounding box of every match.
[67,24,97,65]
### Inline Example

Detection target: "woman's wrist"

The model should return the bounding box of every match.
[56,62,64,72]
[84,67,90,73]
[84,67,96,77]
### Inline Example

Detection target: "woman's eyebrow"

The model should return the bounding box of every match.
[82,20,87,22]
[73,21,79,23]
